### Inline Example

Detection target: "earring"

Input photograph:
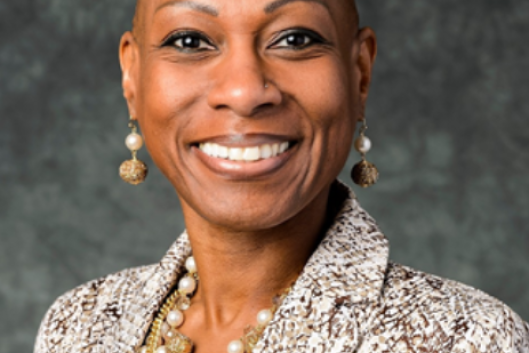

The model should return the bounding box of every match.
[351,118,379,188]
[119,117,148,185]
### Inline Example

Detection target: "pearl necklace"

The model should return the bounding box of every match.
[140,256,292,353]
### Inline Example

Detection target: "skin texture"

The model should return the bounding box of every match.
[119,0,376,351]
[132,0,359,42]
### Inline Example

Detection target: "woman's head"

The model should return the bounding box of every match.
[119,0,376,231]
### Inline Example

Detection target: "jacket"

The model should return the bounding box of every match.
[35,183,529,353]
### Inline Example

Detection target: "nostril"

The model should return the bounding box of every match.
[260,103,275,110]
[251,102,276,115]
[213,103,229,111]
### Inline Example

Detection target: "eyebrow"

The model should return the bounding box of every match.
[154,0,329,17]
[155,1,219,17]
[264,0,330,13]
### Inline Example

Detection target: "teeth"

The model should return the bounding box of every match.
[218,145,229,158]
[199,142,291,162]
[271,143,279,156]
[261,144,272,159]
[229,147,243,161]
[210,143,219,158]
[242,147,260,161]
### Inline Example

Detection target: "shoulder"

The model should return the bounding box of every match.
[379,262,529,352]
[34,264,156,353]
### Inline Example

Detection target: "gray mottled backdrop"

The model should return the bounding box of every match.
[1,1,528,351]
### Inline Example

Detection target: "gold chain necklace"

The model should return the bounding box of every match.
[139,256,293,353]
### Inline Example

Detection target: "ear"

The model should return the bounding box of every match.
[354,27,377,106]
[119,32,140,119]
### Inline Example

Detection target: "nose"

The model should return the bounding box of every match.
[207,48,282,117]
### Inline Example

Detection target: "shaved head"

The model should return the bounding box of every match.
[132,0,147,39]
[132,0,359,40]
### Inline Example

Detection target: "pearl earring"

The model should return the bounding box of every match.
[351,118,379,188]
[119,116,148,185]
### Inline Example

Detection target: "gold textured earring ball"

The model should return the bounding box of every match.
[351,118,379,188]
[119,117,148,185]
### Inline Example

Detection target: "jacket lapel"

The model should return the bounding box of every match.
[103,232,192,353]
[254,182,389,353]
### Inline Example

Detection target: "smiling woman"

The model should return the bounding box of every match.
[33,1,528,353]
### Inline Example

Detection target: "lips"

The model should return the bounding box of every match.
[190,134,299,180]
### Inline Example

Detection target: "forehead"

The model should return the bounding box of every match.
[134,0,357,30]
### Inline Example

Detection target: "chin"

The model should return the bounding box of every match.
[186,188,304,232]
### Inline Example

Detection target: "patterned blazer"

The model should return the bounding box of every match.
[35,183,529,353]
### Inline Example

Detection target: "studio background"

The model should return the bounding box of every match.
[1,1,528,351]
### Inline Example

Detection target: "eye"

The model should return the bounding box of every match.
[270,29,326,50]
[162,31,215,52]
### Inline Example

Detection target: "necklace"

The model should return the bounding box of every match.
[140,256,293,353]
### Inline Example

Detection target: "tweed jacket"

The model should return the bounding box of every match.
[35,184,529,353]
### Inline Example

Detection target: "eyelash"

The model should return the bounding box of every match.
[161,30,215,52]
[161,28,328,52]
[270,29,328,50]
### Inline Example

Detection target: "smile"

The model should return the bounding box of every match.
[191,135,299,180]
[198,142,291,162]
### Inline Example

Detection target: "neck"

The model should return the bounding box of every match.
[180,184,340,327]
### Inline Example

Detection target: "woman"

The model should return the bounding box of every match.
[35,0,529,352]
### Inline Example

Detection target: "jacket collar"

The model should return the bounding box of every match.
[295,181,389,304]
[108,181,389,353]
[253,181,389,352]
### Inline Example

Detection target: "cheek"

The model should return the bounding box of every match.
[136,60,203,163]
[139,61,194,125]
[281,56,353,127]
[279,56,356,159]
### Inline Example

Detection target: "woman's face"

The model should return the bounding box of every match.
[120,0,376,231]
